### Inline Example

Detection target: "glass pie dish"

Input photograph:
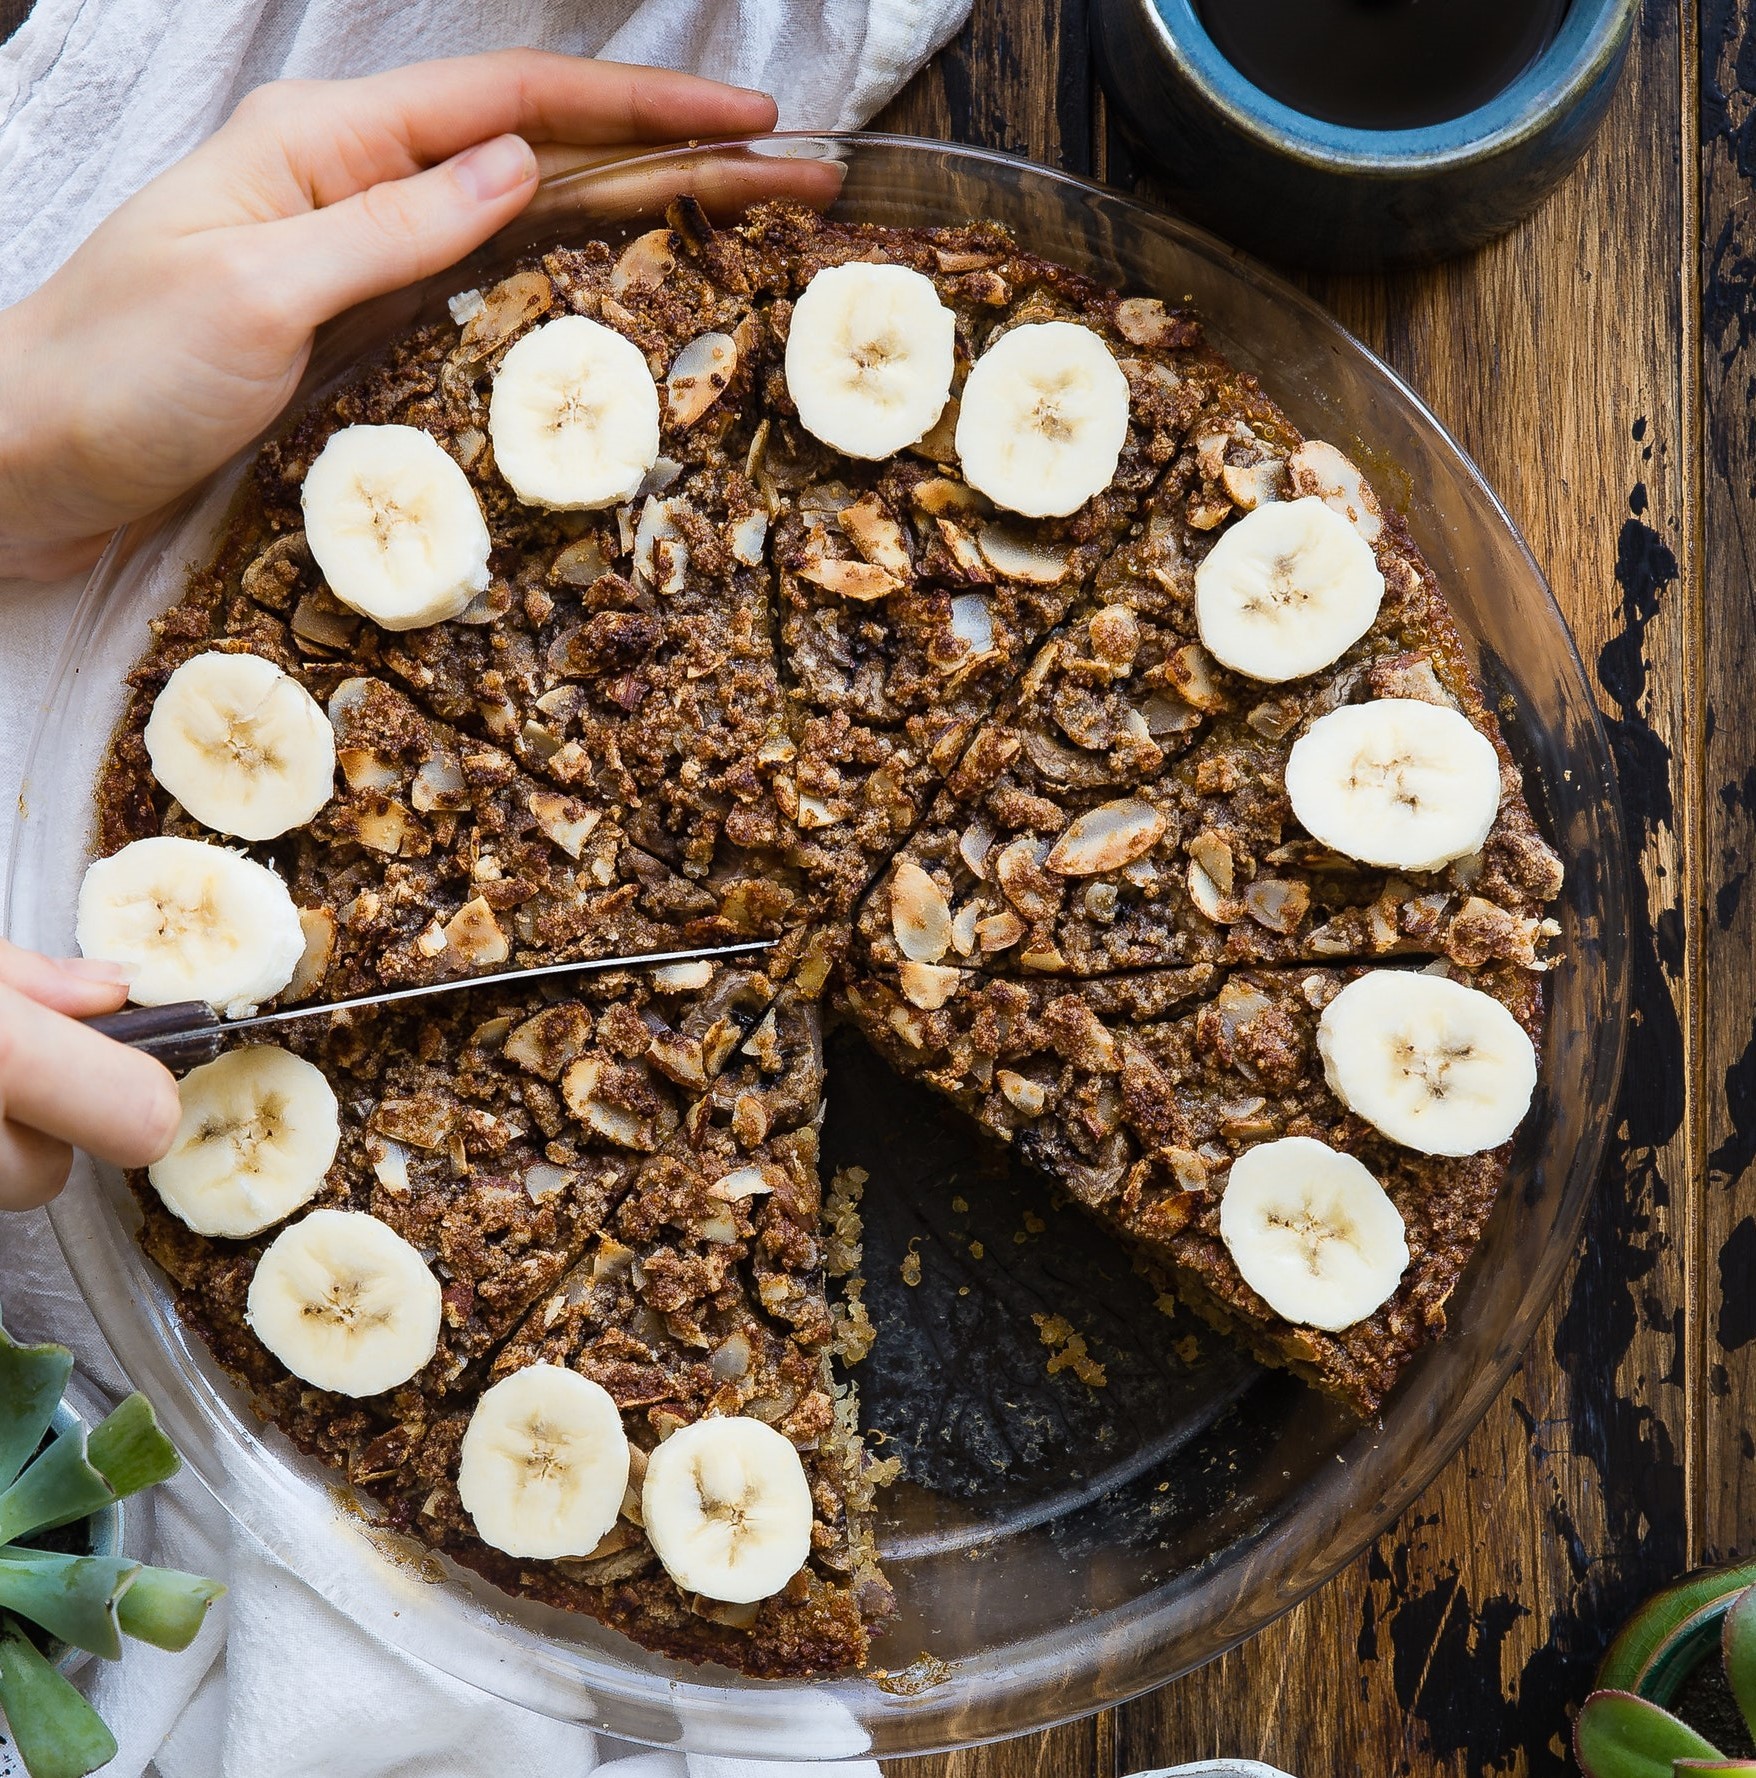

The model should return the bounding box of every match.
[3,135,1628,1758]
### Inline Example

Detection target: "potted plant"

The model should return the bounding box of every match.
[1577,1563,1756,1773]
[0,1323,224,1778]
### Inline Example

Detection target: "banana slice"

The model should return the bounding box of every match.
[784,262,956,460]
[1285,698,1502,871]
[457,1364,630,1559]
[641,1415,814,1604]
[1218,1136,1409,1332]
[1317,970,1538,1156]
[143,652,335,842]
[245,1209,441,1397]
[956,322,1130,518]
[148,1046,339,1238]
[302,424,492,630]
[488,315,660,511]
[1194,497,1384,682]
[76,835,305,1018]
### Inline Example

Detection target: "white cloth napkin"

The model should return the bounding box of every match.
[0,0,968,1771]
[0,0,968,308]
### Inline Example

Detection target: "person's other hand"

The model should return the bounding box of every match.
[0,52,777,578]
[0,941,180,1211]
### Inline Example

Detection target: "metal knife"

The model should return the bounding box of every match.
[83,941,776,1072]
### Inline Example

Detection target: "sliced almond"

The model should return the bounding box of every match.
[1288,440,1384,544]
[1245,876,1311,935]
[891,860,952,963]
[285,906,335,1002]
[839,495,911,575]
[899,961,963,1010]
[666,332,737,428]
[911,476,983,517]
[1044,799,1165,876]
[728,511,767,566]
[528,790,602,860]
[337,747,400,793]
[950,901,981,957]
[443,896,509,967]
[460,270,552,355]
[651,959,714,991]
[997,1070,1047,1116]
[1221,459,1285,511]
[977,524,1070,585]
[611,229,677,295]
[947,593,995,661]
[647,1030,708,1090]
[958,819,995,879]
[355,798,419,856]
[411,755,468,813]
[994,838,1059,918]
[1115,297,1177,347]
[1167,643,1228,713]
[711,1166,774,1201]
[561,1056,655,1149]
[977,908,1025,951]
[1189,830,1234,896]
[798,557,901,601]
[1087,604,1140,670]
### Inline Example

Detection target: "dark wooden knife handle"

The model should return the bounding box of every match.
[84,1002,225,1071]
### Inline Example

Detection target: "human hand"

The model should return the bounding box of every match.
[0,51,778,578]
[0,942,180,1211]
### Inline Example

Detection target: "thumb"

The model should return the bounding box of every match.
[259,133,539,328]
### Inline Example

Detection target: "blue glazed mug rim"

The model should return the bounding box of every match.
[1145,0,1635,172]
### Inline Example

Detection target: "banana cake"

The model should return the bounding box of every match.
[85,199,1563,1679]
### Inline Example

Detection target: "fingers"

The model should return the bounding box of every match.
[223,52,778,208]
[0,940,134,1018]
[0,1119,74,1213]
[0,984,180,1170]
[255,134,541,329]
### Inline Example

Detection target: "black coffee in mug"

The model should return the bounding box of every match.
[1192,0,1573,131]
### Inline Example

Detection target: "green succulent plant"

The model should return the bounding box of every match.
[0,1323,224,1778]
[1577,1564,1756,1777]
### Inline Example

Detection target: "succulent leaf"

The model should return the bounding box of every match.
[1674,1764,1756,1772]
[115,1565,226,1652]
[1722,1586,1756,1737]
[1598,1563,1756,1706]
[84,1395,178,1500]
[1576,1690,1722,1778]
[0,1428,113,1546]
[0,1329,73,1496]
[0,1550,140,1660]
[0,1616,119,1778]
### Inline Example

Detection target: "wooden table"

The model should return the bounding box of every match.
[876,1,1741,1774]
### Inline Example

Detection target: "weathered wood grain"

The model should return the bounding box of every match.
[1699,0,1756,1571]
[881,1,1701,1774]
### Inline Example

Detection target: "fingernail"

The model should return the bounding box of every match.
[452,134,538,203]
[59,957,137,985]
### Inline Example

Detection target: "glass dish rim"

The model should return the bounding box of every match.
[7,131,1632,1756]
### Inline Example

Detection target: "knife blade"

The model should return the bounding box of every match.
[83,940,776,1072]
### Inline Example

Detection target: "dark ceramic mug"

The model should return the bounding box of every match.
[1091,0,1635,267]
